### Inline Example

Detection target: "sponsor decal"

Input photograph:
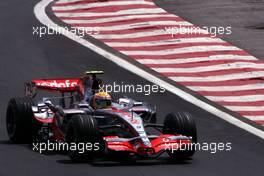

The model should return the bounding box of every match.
[34,79,79,88]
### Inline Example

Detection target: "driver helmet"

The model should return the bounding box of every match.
[91,92,112,109]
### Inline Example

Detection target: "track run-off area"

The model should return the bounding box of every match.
[0,0,263,175]
[35,0,264,138]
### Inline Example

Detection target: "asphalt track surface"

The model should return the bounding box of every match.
[0,0,263,176]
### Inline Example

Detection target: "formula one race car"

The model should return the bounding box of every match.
[6,71,197,162]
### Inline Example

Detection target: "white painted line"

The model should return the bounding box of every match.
[225,106,264,111]
[56,0,147,4]
[106,37,225,47]
[56,0,87,3]
[52,1,155,11]
[91,29,208,39]
[67,18,189,25]
[151,62,264,73]
[138,55,256,64]
[190,83,264,92]
[206,94,264,102]
[54,8,167,17]
[34,0,264,139]
[122,45,240,55]
[62,14,177,24]
[244,116,264,121]
[170,71,264,82]
[71,21,192,31]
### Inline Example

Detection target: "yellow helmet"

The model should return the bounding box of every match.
[92,92,112,109]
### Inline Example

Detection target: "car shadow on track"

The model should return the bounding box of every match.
[0,139,193,166]
[0,139,40,151]
[0,140,12,145]
[56,157,192,167]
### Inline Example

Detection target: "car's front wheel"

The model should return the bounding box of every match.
[163,112,197,160]
[66,114,105,162]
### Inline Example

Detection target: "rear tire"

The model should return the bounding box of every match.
[163,112,197,159]
[6,97,41,143]
[66,114,105,162]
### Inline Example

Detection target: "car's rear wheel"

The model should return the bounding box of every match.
[163,112,197,160]
[6,97,41,143]
[66,114,105,162]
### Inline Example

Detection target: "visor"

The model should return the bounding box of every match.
[95,99,112,109]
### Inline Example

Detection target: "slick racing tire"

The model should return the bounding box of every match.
[66,114,105,162]
[163,112,197,160]
[6,97,41,143]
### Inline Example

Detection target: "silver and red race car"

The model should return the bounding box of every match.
[6,71,197,162]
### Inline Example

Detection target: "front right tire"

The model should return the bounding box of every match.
[163,112,197,160]
[66,114,105,162]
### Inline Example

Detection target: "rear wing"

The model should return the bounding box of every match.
[24,71,104,98]
[25,78,81,97]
